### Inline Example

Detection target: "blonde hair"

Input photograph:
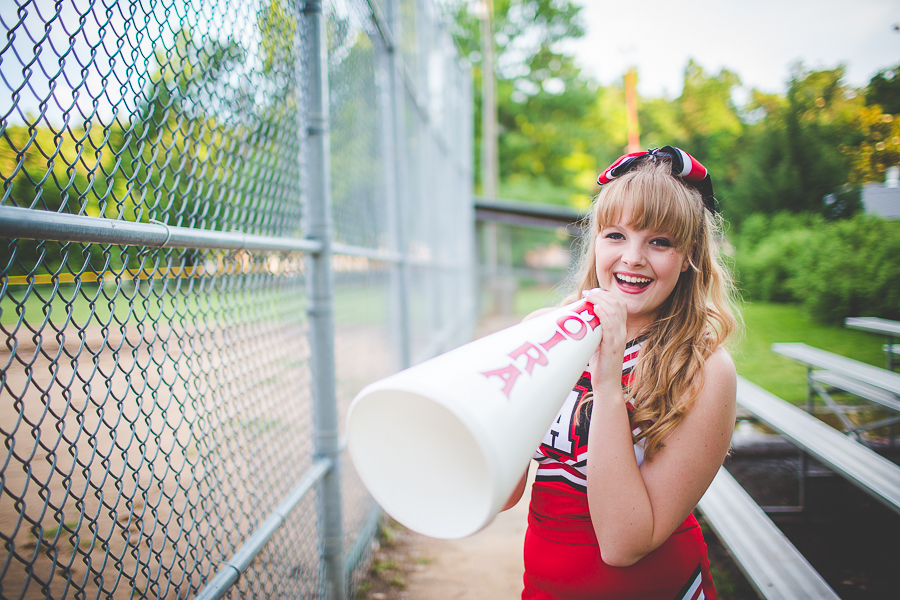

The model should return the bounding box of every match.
[567,159,740,461]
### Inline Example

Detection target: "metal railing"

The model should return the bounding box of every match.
[0,0,474,598]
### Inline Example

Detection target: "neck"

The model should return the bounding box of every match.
[626,315,654,341]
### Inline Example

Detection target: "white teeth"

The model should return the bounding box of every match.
[616,274,651,284]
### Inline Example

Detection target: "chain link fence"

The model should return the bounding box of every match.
[0,0,474,598]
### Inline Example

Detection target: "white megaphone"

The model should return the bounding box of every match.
[346,300,603,539]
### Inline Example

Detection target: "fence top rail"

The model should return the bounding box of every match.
[474,197,587,232]
[845,317,900,336]
[0,205,323,254]
[475,197,586,222]
[736,376,900,516]
[771,342,900,396]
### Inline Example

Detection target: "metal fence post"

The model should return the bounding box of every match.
[383,0,413,369]
[303,1,347,599]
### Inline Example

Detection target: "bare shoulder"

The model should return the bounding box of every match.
[522,306,557,322]
[693,346,737,415]
[703,346,737,389]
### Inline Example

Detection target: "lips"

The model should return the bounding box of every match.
[614,272,652,291]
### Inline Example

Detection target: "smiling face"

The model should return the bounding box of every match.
[586,161,705,338]
[594,216,690,335]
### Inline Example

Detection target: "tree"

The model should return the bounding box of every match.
[843,65,900,184]
[638,61,743,212]
[727,65,865,225]
[866,64,900,115]
[447,0,596,206]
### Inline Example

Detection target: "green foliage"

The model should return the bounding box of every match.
[734,213,900,323]
[514,283,565,314]
[639,61,743,210]
[866,64,900,114]
[727,65,866,225]
[736,228,815,303]
[447,0,597,206]
[844,106,900,184]
[790,216,900,322]
[444,0,899,231]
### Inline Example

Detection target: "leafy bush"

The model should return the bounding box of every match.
[735,228,816,303]
[733,212,900,323]
[791,216,900,322]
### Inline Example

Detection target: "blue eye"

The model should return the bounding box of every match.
[651,238,673,247]
[605,232,625,240]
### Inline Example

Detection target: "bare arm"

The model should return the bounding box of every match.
[501,466,530,511]
[586,347,736,566]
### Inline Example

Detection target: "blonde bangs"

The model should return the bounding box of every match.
[594,161,702,255]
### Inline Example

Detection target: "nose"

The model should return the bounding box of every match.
[621,240,646,267]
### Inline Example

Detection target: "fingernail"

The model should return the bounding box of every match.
[581,290,588,296]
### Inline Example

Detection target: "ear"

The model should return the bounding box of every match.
[681,243,696,273]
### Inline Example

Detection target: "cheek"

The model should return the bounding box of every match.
[593,242,612,269]
[658,254,687,283]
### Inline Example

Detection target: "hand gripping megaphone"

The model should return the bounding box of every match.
[346,300,602,539]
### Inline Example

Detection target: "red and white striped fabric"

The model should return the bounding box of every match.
[532,338,646,494]
[596,146,715,212]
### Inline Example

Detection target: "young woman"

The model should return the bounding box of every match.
[505,147,740,600]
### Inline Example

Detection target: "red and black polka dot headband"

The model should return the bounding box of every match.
[597,146,716,212]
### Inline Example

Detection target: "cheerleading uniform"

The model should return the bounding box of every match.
[522,339,717,600]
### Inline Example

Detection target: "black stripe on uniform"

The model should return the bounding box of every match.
[673,564,701,600]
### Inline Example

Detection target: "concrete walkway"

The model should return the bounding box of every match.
[403,469,535,599]
[400,314,531,599]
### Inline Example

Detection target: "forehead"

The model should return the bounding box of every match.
[597,196,694,251]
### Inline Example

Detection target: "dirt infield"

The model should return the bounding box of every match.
[358,471,530,600]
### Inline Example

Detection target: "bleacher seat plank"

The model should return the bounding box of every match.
[771,343,900,395]
[809,371,900,413]
[844,317,900,336]
[736,377,900,516]
[698,467,840,600]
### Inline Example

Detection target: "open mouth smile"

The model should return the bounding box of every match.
[614,272,652,291]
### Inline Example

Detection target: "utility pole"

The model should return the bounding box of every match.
[478,0,504,315]
[624,67,640,153]
[479,0,498,199]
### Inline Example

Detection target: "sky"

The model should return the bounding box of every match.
[564,0,900,100]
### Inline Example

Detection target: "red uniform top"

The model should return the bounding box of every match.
[523,339,717,600]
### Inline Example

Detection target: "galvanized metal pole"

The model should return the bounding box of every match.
[302,1,347,599]
[383,0,412,369]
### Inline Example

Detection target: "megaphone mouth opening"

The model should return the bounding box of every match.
[347,390,494,539]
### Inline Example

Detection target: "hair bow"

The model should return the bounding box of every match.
[597,146,716,212]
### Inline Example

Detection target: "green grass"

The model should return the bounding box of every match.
[513,284,566,317]
[0,279,387,330]
[333,285,388,326]
[735,302,887,404]
[1,280,306,329]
